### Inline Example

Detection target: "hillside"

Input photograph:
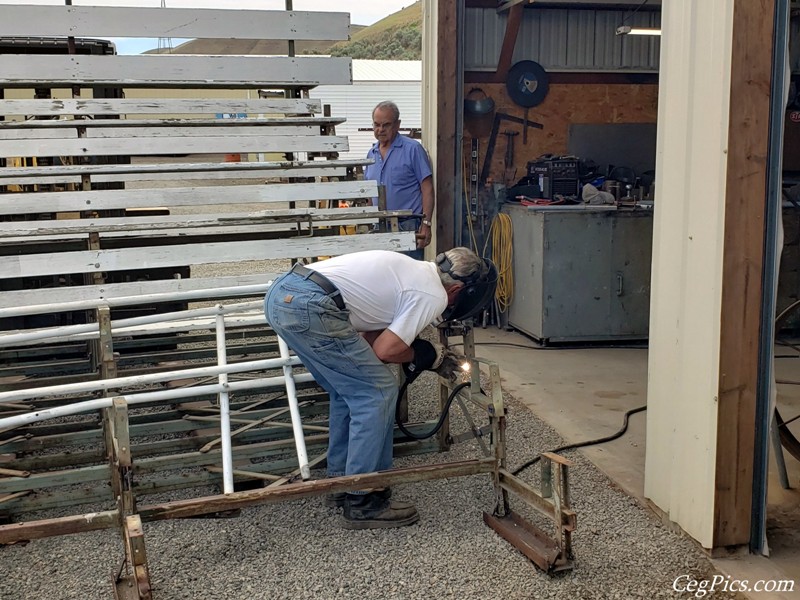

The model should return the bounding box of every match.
[152,3,423,60]
[155,28,365,56]
[327,2,422,60]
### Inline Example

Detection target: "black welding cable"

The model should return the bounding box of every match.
[395,381,471,440]
[510,405,648,476]
[620,0,650,24]
[448,341,648,351]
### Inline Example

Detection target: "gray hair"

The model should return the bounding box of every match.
[436,247,485,287]
[373,101,400,122]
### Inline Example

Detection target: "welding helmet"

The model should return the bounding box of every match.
[437,251,499,322]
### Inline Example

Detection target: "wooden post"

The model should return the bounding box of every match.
[115,515,152,600]
[434,0,458,251]
[110,397,135,516]
[495,3,523,82]
[714,0,775,548]
[97,305,121,508]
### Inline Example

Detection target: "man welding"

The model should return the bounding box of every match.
[265,247,497,529]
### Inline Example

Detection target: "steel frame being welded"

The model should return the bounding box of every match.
[0,305,575,599]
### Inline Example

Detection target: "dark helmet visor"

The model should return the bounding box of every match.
[442,258,498,322]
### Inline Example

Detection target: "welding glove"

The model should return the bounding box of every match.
[435,350,467,385]
[403,341,466,385]
[402,339,446,384]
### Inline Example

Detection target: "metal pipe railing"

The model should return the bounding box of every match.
[0,300,264,347]
[0,372,316,431]
[278,335,311,480]
[216,312,235,494]
[0,355,301,404]
[0,282,275,320]
[5,314,267,348]
[0,289,318,497]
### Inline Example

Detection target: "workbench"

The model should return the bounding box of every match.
[502,203,654,344]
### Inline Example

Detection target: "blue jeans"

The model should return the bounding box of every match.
[399,217,424,260]
[265,271,399,480]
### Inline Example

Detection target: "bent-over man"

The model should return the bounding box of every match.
[264,248,494,529]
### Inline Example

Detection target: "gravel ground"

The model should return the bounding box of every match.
[1,186,742,599]
[2,374,742,600]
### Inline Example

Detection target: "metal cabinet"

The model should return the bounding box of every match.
[503,203,653,343]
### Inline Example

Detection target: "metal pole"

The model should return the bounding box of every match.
[751,0,790,555]
[0,356,302,404]
[4,313,268,349]
[215,312,235,494]
[277,336,310,480]
[286,0,295,58]
[0,283,274,320]
[0,300,264,347]
[0,372,316,430]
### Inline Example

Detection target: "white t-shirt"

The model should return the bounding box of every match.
[308,250,447,346]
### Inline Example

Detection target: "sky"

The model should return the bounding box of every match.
[0,0,415,54]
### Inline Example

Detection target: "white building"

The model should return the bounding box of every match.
[310,59,422,160]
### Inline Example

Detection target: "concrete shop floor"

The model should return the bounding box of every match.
[473,327,800,599]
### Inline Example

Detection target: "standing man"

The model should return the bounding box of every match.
[366,101,435,260]
[264,248,496,529]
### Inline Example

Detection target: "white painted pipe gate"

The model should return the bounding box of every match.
[0,294,317,494]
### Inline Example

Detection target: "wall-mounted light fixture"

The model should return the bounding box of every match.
[616,25,661,36]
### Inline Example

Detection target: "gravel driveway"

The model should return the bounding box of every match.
[1,167,741,599]
[1,378,741,600]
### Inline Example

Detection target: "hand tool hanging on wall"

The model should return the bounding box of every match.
[523,108,529,145]
[479,112,544,185]
[502,130,519,186]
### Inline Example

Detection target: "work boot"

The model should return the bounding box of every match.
[341,491,419,529]
[325,488,412,510]
[324,492,347,508]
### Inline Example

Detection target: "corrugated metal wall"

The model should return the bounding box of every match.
[464,7,660,72]
[644,0,734,549]
[310,81,422,160]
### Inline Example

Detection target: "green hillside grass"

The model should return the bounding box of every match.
[322,2,422,60]
[146,4,421,60]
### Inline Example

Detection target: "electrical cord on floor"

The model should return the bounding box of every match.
[511,405,648,476]
[395,347,647,468]
[449,341,649,351]
[395,380,471,440]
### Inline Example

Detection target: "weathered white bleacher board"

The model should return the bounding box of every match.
[0,98,324,117]
[0,55,354,89]
[0,5,350,41]
[0,3,414,310]
[0,9,433,568]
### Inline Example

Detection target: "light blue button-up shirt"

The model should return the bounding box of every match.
[365,135,432,215]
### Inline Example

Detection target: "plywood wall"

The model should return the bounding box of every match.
[462,82,658,185]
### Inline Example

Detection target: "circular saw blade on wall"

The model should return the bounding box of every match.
[506,60,549,108]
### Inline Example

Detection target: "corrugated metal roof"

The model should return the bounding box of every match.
[465,7,660,72]
[352,59,421,82]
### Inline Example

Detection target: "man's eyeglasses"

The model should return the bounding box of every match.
[372,121,396,130]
